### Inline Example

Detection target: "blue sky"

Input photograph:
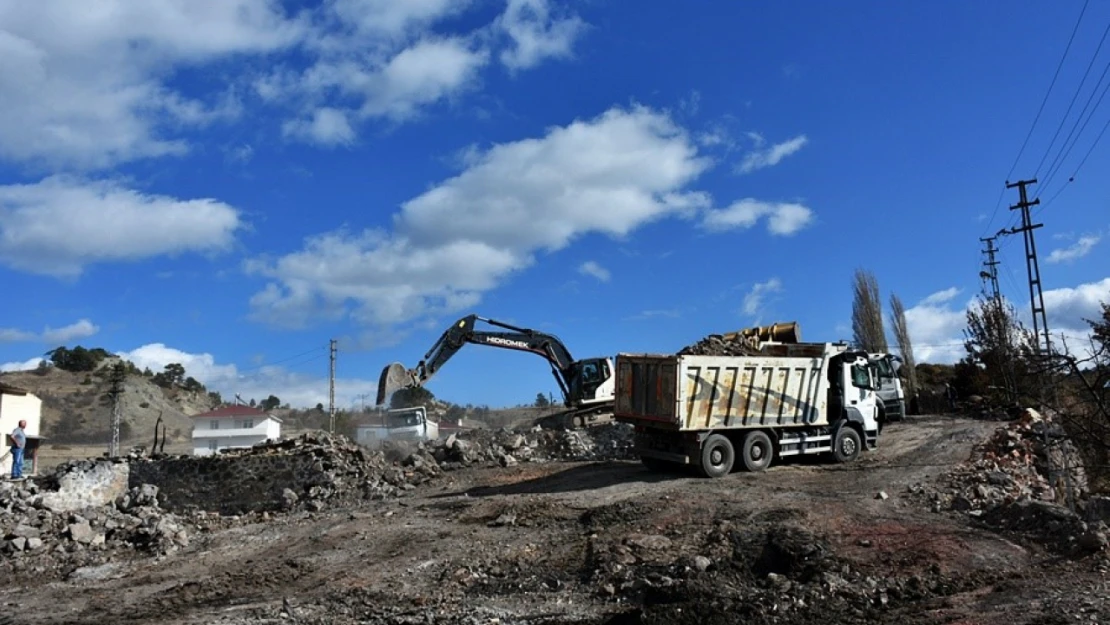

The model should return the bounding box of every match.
[1,0,1108,410]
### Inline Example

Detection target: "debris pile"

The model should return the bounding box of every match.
[908,408,1107,557]
[678,332,762,357]
[0,468,190,578]
[428,422,635,469]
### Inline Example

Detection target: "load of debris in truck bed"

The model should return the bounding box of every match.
[677,321,801,356]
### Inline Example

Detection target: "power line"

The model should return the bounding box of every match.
[234,345,329,374]
[1006,0,1090,180]
[1038,56,1110,194]
[1033,20,1110,177]
[1038,102,1110,209]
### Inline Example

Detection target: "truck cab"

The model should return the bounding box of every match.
[357,406,439,448]
[868,353,906,422]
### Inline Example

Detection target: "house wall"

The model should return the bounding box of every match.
[0,392,42,475]
[191,416,281,456]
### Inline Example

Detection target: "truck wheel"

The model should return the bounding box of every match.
[740,431,773,472]
[833,425,861,463]
[699,434,734,478]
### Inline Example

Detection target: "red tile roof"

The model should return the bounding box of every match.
[192,405,271,419]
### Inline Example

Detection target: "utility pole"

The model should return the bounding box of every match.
[978,235,1002,303]
[107,363,125,458]
[1004,178,1052,356]
[328,339,337,434]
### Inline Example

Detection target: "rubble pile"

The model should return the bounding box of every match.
[0,470,190,577]
[908,408,1108,557]
[678,333,761,357]
[425,422,636,469]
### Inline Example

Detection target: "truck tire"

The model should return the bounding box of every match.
[739,430,773,472]
[832,425,861,463]
[699,434,734,478]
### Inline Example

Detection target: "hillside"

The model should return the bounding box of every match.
[0,360,217,446]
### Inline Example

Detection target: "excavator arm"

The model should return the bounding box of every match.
[376,315,580,406]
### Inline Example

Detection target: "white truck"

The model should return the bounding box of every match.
[613,341,882,477]
[356,406,440,448]
[870,353,907,422]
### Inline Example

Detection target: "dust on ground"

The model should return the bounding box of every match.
[2,414,1108,625]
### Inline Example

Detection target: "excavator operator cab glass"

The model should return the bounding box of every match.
[581,362,599,382]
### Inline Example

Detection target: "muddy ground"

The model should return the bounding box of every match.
[5,414,1108,625]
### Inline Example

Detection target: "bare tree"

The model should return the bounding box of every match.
[962,293,1034,402]
[851,269,888,353]
[889,293,918,397]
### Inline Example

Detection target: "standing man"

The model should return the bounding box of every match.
[9,420,26,480]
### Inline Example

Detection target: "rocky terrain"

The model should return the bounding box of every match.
[0,412,1106,625]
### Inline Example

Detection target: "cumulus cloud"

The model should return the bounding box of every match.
[902,287,970,364]
[0,176,242,277]
[1047,234,1100,264]
[497,0,587,70]
[700,199,814,236]
[736,134,808,174]
[0,0,304,169]
[742,278,782,317]
[0,318,99,344]
[1042,277,1110,333]
[0,0,588,166]
[0,357,46,372]
[578,260,610,282]
[247,105,717,328]
[113,343,377,409]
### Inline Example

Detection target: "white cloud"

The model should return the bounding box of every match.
[1042,277,1110,333]
[0,176,242,277]
[736,134,808,174]
[902,288,970,364]
[578,260,610,282]
[248,105,714,328]
[0,318,100,344]
[0,0,588,167]
[700,199,814,236]
[1047,234,1100,264]
[497,0,587,71]
[0,0,304,169]
[920,287,961,306]
[0,357,46,373]
[115,343,377,409]
[41,319,100,344]
[282,107,356,146]
[743,278,782,317]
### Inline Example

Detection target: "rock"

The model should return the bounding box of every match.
[504,435,525,451]
[987,471,1014,487]
[281,488,299,509]
[26,537,42,551]
[857,539,873,547]
[951,496,974,512]
[625,534,672,551]
[693,555,712,572]
[68,522,95,544]
[1077,531,1107,553]
[9,537,27,551]
[10,524,40,539]
[876,491,889,500]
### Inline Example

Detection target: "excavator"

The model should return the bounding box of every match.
[375,315,616,429]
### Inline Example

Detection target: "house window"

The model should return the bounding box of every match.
[242,419,254,429]
[208,440,218,451]
[210,420,219,430]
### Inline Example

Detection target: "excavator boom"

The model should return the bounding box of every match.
[375,314,580,406]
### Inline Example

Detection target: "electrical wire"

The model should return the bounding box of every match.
[234,345,329,374]
[1038,57,1110,194]
[1033,20,1110,177]
[1006,0,1090,181]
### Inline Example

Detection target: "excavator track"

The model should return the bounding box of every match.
[533,402,615,430]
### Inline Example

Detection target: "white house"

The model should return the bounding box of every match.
[0,383,43,476]
[191,405,281,456]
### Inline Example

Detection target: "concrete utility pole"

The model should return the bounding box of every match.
[978,235,1002,304]
[328,339,337,434]
[1004,178,1052,356]
[107,364,125,458]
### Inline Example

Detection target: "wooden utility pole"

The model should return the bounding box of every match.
[328,339,337,434]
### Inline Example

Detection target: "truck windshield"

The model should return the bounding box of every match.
[387,411,422,428]
[851,365,871,388]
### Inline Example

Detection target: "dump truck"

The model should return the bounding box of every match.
[355,406,440,449]
[614,340,882,477]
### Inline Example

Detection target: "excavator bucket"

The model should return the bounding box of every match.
[376,362,413,406]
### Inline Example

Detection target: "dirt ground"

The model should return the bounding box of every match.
[6,414,1108,625]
